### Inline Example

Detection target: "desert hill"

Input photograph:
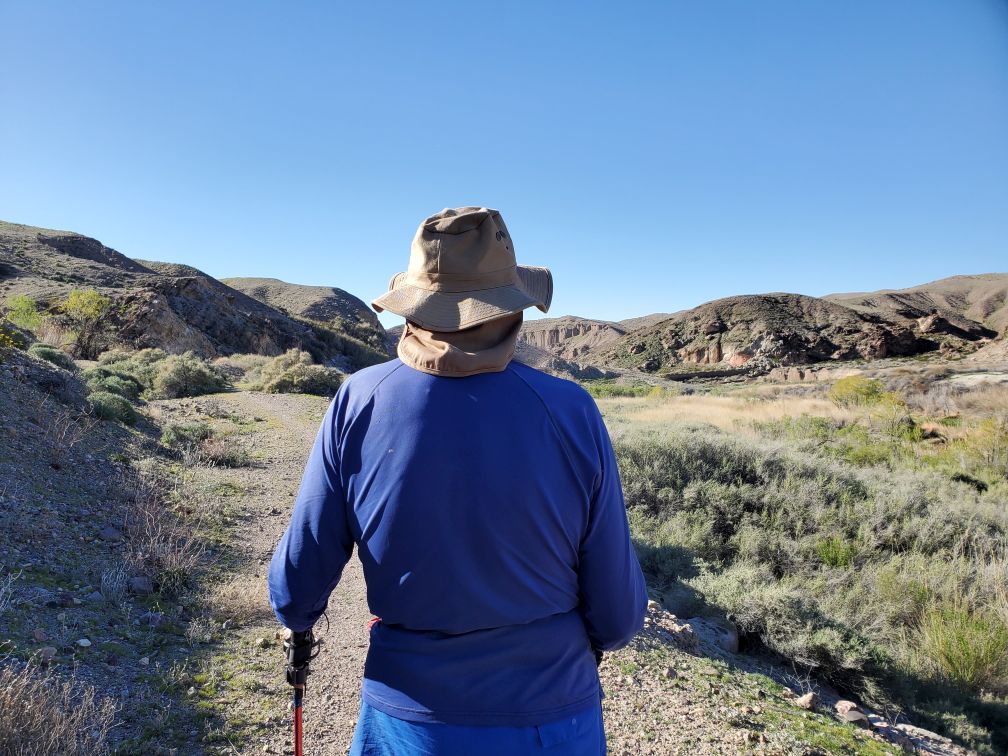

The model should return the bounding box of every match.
[826,273,1008,338]
[520,275,1006,378]
[0,221,387,367]
[597,293,929,374]
[221,277,380,330]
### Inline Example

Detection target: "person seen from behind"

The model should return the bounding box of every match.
[268,206,648,754]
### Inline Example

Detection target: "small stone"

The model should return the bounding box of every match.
[87,591,104,602]
[33,628,46,642]
[647,599,661,612]
[663,666,677,679]
[38,646,57,661]
[256,637,269,649]
[128,576,154,596]
[187,686,196,696]
[623,675,635,686]
[139,656,150,666]
[795,692,817,710]
[76,638,92,648]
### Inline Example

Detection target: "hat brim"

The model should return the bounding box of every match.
[372,266,552,332]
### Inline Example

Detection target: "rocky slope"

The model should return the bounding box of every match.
[0,221,387,368]
[221,277,383,333]
[518,315,627,360]
[827,273,1008,339]
[596,293,929,374]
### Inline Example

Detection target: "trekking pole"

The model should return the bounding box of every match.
[284,628,320,756]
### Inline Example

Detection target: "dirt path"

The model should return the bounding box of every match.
[194,391,370,755]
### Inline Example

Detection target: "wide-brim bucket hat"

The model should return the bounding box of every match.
[372,207,552,332]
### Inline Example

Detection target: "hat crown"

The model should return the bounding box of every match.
[409,207,516,280]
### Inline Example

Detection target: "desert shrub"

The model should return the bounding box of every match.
[0,323,26,356]
[61,288,110,322]
[582,380,651,398]
[28,343,77,372]
[88,391,138,424]
[212,353,271,387]
[61,288,112,359]
[121,467,203,596]
[97,347,168,390]
[618,427,1008,751]
[199,435,254,468]
[5,293,44,332]
[151,353,228,399]
[259,349,343,396]
[0,660,117,755]
[161,421,213,452]
[829,375,886,407]
[813,535,858,567]
[83,366,143,400]
[916,600,1008,692]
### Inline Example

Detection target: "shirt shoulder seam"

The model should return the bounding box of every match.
[506,364,582,484]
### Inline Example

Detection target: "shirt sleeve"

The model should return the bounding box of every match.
[267,398,354,632]
[577,410,648,651]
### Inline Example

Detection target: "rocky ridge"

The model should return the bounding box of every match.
[0,221,387,368]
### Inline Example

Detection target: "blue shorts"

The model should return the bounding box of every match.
[348,699,606,755]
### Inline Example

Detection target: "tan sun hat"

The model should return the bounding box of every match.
[372,207,552,332]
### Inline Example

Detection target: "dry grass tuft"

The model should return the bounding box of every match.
[205,574,271,625]
[121,468,204,596]
[0,659,118,755]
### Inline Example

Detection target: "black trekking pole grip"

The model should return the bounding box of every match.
[284,628,318,756]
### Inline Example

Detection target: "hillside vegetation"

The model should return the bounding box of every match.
[602,374,1008,753]
[0,220,388,370]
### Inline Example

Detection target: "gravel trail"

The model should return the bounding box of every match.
[194,391,369,754]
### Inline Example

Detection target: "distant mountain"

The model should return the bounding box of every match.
[525,275,1007,378]
[0,220,388,369]
[595,293,928,375]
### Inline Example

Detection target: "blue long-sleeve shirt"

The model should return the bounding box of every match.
[267,358,647,726]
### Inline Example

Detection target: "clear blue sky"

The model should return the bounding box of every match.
[2,1,1006,327]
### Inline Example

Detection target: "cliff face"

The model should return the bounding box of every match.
[518,316,626,360]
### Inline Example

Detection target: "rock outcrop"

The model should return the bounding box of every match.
[597,293,929,375]
[518,316,626,360]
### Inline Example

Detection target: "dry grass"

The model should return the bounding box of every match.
[204,574,271,626]
[121,468,204,596]
[599,394,850,432]
[0,659,118,755]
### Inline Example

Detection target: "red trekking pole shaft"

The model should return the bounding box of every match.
[293,685,304,756]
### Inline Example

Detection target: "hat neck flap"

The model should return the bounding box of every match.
[397,313,522,378]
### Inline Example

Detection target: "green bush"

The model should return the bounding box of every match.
[5,294,44,332]
[0,323,26,355]
[93,348,230,399]
[582,381,652,398]
[829,375,886,407]
[160,422,213,451]
[259,349,343,396]
[618,427,1008,752]
[82,367,143,400]
[98,348,168,390]
[916,600,1008,692]
[151,353,228,399]
[89,391,138,424]
[27,343,77,372]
